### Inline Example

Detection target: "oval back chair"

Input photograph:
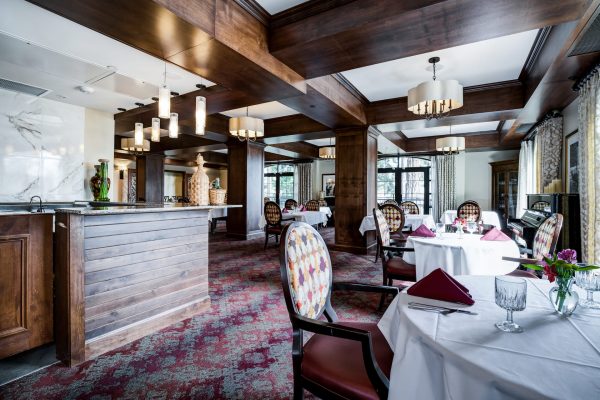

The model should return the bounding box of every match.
[305,199,320,211]
[264,201,283,249]
[381,199,399,206]
[279,222,394,399]
[457,200,482,223]
[284,199,298,210]
[400,201,419,215]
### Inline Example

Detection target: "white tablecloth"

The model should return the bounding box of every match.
[403,233,519,279]
[358,214,435,235]
[442,209,502,228]
[258,211,328,229]
[319,206,332,218]
[208,208,227,221]
[378,276,600,400]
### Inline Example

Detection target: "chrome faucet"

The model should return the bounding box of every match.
[29,195,44,213]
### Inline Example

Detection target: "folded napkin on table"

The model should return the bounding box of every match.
[282,208,289,213]
[410,224,435,238]
[407,268,475,305]
[480,227,511,241]
[299,205,306,212]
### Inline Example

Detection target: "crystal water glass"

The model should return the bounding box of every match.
[575,268,600,309]
[495,276,527,333]
[466,222,477,235]
[436,222,445,238]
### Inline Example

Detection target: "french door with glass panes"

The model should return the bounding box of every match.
[377,167,430,213]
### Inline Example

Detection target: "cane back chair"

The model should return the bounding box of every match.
[304,199,320,211]
[399,201,419,215]
[375,203,408,262]
[264,201,285,249]
[285,199,298,210]
[280,222,397,399]
[456,200,482,223]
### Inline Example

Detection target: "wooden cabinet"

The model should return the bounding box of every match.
[490,160,519,227]
[0,214,53,359]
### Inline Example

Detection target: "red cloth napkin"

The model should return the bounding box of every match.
[407,268,475,305]
[411,224,435,237]
[480,227,511,241]
[299,205,306,211]
[282,208,288,213]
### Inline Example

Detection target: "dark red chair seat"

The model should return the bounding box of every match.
[507,269,539,279]
[266,226,283,234]
[386,258,417,280]
[302,322,393,400]
[391,232,408,242]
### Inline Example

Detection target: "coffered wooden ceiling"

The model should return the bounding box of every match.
[26,0,600,162]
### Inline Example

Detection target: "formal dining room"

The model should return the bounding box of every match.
[1,0,599,399]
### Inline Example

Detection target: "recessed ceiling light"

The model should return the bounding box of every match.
[77,85,95,94]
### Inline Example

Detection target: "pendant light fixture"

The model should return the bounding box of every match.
[408,57,463,120]
[169,113,179,138]
[319,137,335,159]
[158,62,170,118]
[228,106,264,141]
[121,137,150,155]
[196,96,206,135]
[435,123,465,155]
[151,117,161,142]
[134,122,144,146]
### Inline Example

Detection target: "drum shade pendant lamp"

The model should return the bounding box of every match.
[158,62,170,118]
[436,124,465,155]
[408,57,463,120]
[121,137,150,155]
[229,106,264,141]
[319,138,335,159]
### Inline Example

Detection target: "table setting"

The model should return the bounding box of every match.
[378,249,600,400]
[258,207,329,228]
[442,209,502,228]
[358,213,435,235]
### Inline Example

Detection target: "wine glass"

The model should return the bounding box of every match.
[466,221,477,235]
[575,268,600,309]
[495,276,527,333]
[436,222,445,238]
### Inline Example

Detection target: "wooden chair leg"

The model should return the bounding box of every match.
[378,274,387,311]
[264,232,269,250]
[293,380,304,400]
[374,243,379,263]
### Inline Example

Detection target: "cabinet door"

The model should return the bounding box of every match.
[496,171,506,221]
[0,236,28,341]
[507,171,519,219]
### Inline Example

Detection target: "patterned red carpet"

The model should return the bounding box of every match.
[0,228,385,400]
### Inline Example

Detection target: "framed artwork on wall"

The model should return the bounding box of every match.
[322,174,335,197]
[564,130,579,193]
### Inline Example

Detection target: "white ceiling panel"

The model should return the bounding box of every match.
[305,138,334,147]
[396,121,501,138]
[341,30,539,102]
[256,0,308,14]
[306,135,400,154]
[222,101,299,119]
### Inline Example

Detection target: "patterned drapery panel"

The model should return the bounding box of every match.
[432,155,456,221]
[537,116,563,189]
[578,69,600,264]
[296,162,312,205]
[516,141,536,218]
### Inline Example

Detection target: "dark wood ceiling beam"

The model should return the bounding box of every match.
[29,0,365,128]
[163,145,228,159]
[261,114,334,143]
[269,0,590,78]
[367,81,525,128]
[502,2,600,142]
[404,132,521,153]
[269,142,320,159]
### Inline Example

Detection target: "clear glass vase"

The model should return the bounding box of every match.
[549,277,579,316]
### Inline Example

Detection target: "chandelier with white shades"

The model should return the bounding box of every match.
[229,107,264,141]
[435,124,465,155]
[319,138,335,159]
[408,57,463,120]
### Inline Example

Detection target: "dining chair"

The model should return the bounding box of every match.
[285,199,298,210]
[304,200,319,211]
[381,199,399,206]
[279,221,398,400]
[264,201,285,249]
[376,204,408,262]
[502,213,563,278]
[264,197,271,204]
[373,208,416,309]
[399,201,419,215]
[457,200,482,222]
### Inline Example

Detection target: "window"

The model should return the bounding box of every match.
[377,156,432,213]
[264,164,295,207]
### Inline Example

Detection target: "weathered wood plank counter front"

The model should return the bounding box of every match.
[54,204,240,366]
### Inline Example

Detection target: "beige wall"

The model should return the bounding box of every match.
[311,159,335,199]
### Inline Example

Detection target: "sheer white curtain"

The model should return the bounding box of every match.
[516,140,536,218]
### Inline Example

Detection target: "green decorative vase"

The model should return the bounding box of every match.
[97,159,111,202]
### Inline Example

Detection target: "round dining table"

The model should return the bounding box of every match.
[358,214,436,235]
[378,275,600,400]
[403,232,520,279]
[442,209,502,228]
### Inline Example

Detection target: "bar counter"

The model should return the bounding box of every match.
[54,204,240,366]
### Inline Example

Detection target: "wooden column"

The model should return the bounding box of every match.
[333,126,378,254]
[226,141,265,239]
[136,154,164,203]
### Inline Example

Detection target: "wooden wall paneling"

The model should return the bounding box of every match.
[226,141,265,239]
[269,0,591,78]
[332,126,378,254]
[0,214,53,359]
[136,154,165,203]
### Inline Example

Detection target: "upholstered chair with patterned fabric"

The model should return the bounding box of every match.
[503,213,564,278]
[457,200,482,222]
[279,222,398,400]
[285,199,298,210]
[373,209,416,309]
[376,204,408,262]
[400,201,420,215]
[264,201,285,249]
[382,199,399,206]
[304,200,319,211]
[264,197,271,204]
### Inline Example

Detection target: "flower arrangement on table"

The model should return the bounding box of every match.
[523,249,598,315]
[452,217,467,227]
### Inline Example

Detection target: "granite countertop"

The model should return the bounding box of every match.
[55,204,242,215]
